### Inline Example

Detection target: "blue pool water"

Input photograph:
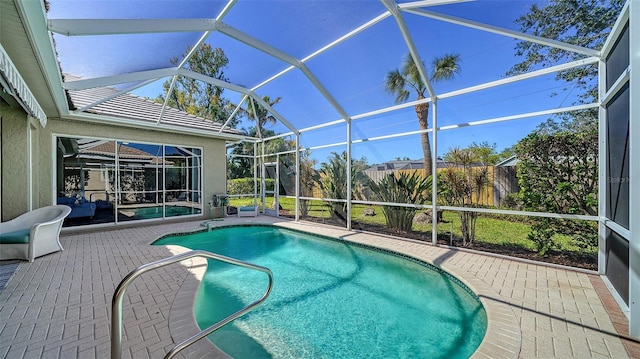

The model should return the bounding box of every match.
[153,225,486,358]
[126,205,200,219]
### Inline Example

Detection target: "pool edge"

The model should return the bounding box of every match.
[159,221,522,359]
[273,221,523,359]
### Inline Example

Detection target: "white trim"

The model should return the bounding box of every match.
[78,78,159,113]
[65,112,246,141]
[298,65,352,123]
[601,275,630,320]
[382,0,437,101]
[48,18,219,36]
[253,11,391,92]
[352,128,433,143]
[64,68,176,90]
[0,44,48,126]
[431,101,438,245]
[216,0,238,21]
[439,57,599,100]
[301,12,391,63]
[302,142,348,152]
[601,67,630,105]
[438,104,599,131]
[16,0,68,117]
[352,96,433,121]
[406,8,599,57]
[598,59,607,275]
[346,200,599,222]
[604,219,631,241]
[628,0,640,339]
[398,0,471,9]
[27,119,34,210]
[219,95,248,133]
[180,69,299,134]
[601,1,630,59]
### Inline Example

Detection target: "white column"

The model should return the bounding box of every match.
[346,120,352,231]
[431,101,438,245]
[295,134,300,222]
[598,58,607,274]
[628,0,639,339]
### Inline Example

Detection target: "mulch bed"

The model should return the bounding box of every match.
[286,213,597,271]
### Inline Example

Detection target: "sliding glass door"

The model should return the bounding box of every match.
[56,136,202,226]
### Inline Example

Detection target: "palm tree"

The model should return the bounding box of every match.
[385,53,461,172]
[237,95,282,139]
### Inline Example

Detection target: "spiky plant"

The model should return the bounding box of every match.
[369,171,431,232]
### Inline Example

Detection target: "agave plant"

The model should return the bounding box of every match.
[368,171,431,233]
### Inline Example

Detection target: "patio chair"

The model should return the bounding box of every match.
[0,205,71,262]
[237,206,259,217]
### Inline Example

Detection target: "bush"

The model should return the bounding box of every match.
[368,172,431,232]
[227,178,274,195]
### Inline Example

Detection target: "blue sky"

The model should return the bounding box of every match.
[48,0,595,165]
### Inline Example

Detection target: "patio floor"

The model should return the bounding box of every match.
[0,216,638,358]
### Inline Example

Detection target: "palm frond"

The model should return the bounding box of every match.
[431,54,461,82]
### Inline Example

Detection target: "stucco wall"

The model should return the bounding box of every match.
[0,103,30,221]
[2,113,228,222]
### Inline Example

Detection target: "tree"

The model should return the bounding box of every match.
[514,123,598,255]
[236,96,282,139]
[299,151,320,218]
[508,0,619,255]
[443,141,512,165]
[439,147,490,246]
[385,53,461,172]
[508,0,625,103]
[156,44,237,125]
[318,152,368,223]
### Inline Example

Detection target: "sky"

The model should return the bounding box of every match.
[47,0,601,166]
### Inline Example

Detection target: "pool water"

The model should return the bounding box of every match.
[154,225,487,358]
[125,205,201,219]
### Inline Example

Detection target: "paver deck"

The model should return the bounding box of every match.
[0,216,637,358]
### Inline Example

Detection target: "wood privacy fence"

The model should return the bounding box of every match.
[362,166,519,207]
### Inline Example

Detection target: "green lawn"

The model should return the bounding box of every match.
[228,197,595,258]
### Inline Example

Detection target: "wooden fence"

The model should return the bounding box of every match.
[362,166,519,207]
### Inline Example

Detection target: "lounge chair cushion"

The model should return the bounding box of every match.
[0,228,31,244]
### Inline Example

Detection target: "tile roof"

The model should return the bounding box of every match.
[65,74,242,137]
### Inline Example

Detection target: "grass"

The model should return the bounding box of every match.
[228,197,596,258]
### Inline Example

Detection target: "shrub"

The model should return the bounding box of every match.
[227,178,274,195]
[369,172,431,232]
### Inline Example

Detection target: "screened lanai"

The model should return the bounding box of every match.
[1,0,638,345]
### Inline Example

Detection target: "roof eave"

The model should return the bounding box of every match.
[62,112,251,142]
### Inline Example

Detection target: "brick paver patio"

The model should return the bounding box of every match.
[0,216,637,358]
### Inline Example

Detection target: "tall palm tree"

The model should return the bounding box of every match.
[238,95,282,139]
[385,53,461,172]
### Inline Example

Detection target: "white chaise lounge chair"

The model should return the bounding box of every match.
[0,205,71,262]
[237,206,259,217]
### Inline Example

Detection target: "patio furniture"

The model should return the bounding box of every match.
[237,206,258,217]
[57,196,96,219]
[0,205,71,262]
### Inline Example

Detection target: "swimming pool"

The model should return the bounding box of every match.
[120,205,201,220]
[154,225,487,358]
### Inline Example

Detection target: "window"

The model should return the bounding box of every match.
[56,136,202,226]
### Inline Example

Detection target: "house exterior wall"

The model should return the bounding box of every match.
[0,103,30,220]
[1,113,227,223]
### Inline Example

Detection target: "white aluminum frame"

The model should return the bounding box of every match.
[628,0,639,338]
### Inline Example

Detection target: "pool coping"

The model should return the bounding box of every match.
[157,220,521,359]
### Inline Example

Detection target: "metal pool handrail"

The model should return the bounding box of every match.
[111,249,273,359]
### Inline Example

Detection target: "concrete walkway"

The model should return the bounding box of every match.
[0,216,637,358]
